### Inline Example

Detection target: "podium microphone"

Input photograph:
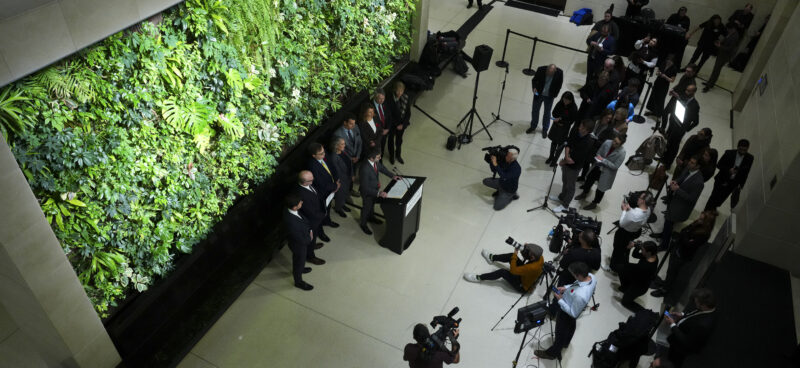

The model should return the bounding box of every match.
[391,167,412,188]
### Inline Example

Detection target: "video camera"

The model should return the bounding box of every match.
[482,145,520,165]
[427,307,462,355]
[559,207,602,235]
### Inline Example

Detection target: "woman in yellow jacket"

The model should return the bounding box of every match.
[463,244,545,292]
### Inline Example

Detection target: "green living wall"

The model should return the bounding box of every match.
[0,0,415,316]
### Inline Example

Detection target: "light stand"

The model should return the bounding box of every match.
[456,70,492,148]
[527,142,565,217]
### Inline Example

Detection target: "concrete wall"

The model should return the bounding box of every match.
[731,1,800,276]
[0,0,183,87]
[0,135,120,367]
[563,0,775,47]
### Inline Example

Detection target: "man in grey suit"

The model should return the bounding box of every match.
[654,156,704,251]
[333,113,362,195]
[329,137,352,218]
[358,149,399,235]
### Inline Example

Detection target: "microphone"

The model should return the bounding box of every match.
[392,166,413,189]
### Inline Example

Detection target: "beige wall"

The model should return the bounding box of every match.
[0,136,120,367]
[563,0,775,47]
[410,0,431,62]
[0,0,183,87]
[731,1,800,276]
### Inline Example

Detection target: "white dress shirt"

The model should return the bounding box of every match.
[558,273,598,319]
[619,207,650,232]
[367,119,377,133]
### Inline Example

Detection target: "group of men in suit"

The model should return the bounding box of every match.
[284,84,409,291]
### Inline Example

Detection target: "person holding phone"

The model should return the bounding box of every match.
[617,241,658,312]
[662,288,717,366]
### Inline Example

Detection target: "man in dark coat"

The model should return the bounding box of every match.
[385,81,411,164]
[283,194,317,291]
[528,64,564,137]
[372,88,391,158]
[728,3,755,36]
[654,156,704,250]
[358,149,400,235]
[329,137,353,218]
[704,139,753,211]
[294,170,333,249]
[307,142,340,229]
[586,25,617,85]
[665,288,717,366]
[552,119,596,213]
[703,23,739,93]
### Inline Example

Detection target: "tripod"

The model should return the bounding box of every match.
[527,143,565,217]
[476,63,513,136]
[456,70,492,148]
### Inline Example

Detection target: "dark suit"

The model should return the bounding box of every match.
[530,66,564,132]
[330,151,352,212]
[373,99,390,156]
[358,159,394,226]
[358,119,383,156]
[662,97,700,169]
[705,149,753,210]
[385,93,411,160]
[284,209,313,283]
[668,309,716,366]
[295,185,326,248]
[585,33,616,83]
[333,125,363,160]
[308,156,339,200]
[661,169,704,248]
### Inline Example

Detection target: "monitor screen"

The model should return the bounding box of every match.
[674,101,686,123]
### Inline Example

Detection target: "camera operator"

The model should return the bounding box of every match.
[482,147,521,211]
[463,244,544,292]
[606,191,653,274]
[535,262,598,361]
[557,230,601,286]
[617,241,659,312]
[403,324,460,368]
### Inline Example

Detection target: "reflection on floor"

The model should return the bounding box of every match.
[178,3,744,368]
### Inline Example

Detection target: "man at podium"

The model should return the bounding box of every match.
[359,149,400,235]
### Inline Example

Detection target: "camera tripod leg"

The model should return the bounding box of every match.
[491,290,529,331]
[511,329,530,368]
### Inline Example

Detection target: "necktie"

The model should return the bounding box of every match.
[377,104,384,123]
[347,129,353,143]
[310,186,317,194]
[320,160,332,179]
[373,162,380,188]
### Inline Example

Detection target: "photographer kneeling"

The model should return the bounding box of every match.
[463,242,544,292]
[482,147,521,211]
[404,324,460,367]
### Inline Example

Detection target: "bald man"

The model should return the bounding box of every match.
[529,64,564,138]
[293,171,330,265]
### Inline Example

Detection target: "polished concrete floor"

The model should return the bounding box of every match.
[177,3,750,368]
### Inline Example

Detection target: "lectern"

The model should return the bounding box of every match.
[377,176,426,255]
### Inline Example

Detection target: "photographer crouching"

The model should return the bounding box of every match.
[463,239,544,292]
[482,145,521,211]
[404,309,461,367]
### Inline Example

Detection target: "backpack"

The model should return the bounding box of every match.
[590,310,659,367]
[635,133,666,161]
[570,8,592,26]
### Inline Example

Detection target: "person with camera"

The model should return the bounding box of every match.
[617,241,659,312]
[552,119,596,213]
[535,261,598,361]
[605,191,652,274]
[652,210,717,299]
[482,147,521,211]
[403,324,460,368]
[557,229,601,286]
[663,288,717,367]
[463,243,544,292]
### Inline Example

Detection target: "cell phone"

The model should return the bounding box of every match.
[552,286,561,295]
[664,311,672,318]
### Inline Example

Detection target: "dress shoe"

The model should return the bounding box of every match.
[397,157,404,164]
[651,288,667,298]
[368,217,383,225]
[335,209,347,218]
[526,127,535,134]
[702,87,710,93]
[574,192,588,200]
[512,194,520,200]
[319,233,331,242]
[583,202,598,210]
[325,221,340,228]
[294,281,314,291]
[303,267,312,274]
[307,257,326,265]
[467,1,473,8]
[342,206,351,212]
[541,131,548,139]
[545,157,553,164]
[350,190,360,197]
[491,191,499,197]
[389,157,395,165]
[360,225,373,235]
[314,242,324,250]
[534,349,558,360]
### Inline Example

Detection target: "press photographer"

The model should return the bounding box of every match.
[404,308,462,367]
[534,262,597,361]
[482,145,521,211]
[557,229,601,286]
[463,238,544,292]
[605,191,653,274]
